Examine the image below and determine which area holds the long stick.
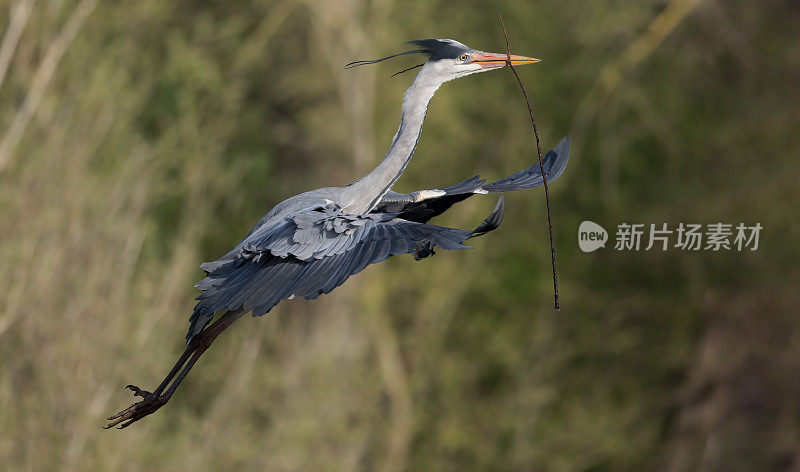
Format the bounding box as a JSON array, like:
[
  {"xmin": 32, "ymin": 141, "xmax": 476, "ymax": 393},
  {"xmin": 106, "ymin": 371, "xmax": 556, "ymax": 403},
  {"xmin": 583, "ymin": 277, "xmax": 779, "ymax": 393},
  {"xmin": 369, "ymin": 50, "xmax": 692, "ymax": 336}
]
[{"xmin": 500, "ymin": 15, "xmax": 560, "ymax": 310}]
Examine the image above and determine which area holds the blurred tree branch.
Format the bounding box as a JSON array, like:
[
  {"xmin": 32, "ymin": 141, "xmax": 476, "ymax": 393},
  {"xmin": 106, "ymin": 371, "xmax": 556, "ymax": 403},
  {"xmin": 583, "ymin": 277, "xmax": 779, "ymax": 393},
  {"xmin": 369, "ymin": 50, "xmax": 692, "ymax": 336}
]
[
  {"xmin": 571, "ymin": 0, "xmax": 705, "ymax": 145},
  {"xmin": 0, "ymin": 0, "xmax": 35, "ymax": 94},
  {"xmin": 0, "ymin": 0, "xmax": 96, "ymax": 175}
]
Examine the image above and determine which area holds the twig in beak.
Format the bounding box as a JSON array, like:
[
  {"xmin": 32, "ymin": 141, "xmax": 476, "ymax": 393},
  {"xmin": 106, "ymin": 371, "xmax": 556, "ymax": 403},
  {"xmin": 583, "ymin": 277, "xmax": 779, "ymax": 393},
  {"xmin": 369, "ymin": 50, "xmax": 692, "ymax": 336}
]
[{"xmin": 499, "ymin": 14, "xmax": 560, "ymax": 310}]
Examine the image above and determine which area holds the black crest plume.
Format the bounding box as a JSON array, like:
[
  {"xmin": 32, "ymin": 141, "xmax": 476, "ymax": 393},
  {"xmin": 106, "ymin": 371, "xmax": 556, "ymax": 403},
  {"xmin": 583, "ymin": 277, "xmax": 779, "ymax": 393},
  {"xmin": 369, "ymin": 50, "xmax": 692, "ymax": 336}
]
[
  {"xmin": 405, "ymin": 39, "xmax": 468, "ymax": 60},
  {"xmin": 343, "ymin": 49, "xmax": 425, "ymax": 70},
  {"xmin": 344, "ymin": 39, "xmax": 469, "ymax": 77}
]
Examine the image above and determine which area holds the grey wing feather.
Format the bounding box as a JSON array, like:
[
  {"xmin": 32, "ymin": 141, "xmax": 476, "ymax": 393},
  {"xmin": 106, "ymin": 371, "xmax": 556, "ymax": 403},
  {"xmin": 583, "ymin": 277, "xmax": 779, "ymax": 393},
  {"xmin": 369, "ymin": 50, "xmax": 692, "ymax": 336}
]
[
  {"xmin": 438, "ymin": 175, "xmax": 487, "ymax": 195},
  {"xmin": 378, "ymin": 136, "xmax": 569, "ymax": 224},
  {"xmin": 187, "ymin": 200, "xmax": 504, "ymax": 341},
  {"xmin": 482, "ymin": 136, "xmax": 570, "ymax": 193}
]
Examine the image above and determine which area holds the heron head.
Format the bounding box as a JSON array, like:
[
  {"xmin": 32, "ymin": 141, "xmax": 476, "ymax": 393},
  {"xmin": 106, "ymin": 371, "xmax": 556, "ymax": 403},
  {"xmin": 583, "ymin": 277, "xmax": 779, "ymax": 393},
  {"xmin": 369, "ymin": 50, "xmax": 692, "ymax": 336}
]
[
  {"xmin": 408, "ymin": 39, "xmax": 540, "ymax": 82},
  {"xmin": 345, "ymin": 38, "xmax": 540, "ymax": 83}
]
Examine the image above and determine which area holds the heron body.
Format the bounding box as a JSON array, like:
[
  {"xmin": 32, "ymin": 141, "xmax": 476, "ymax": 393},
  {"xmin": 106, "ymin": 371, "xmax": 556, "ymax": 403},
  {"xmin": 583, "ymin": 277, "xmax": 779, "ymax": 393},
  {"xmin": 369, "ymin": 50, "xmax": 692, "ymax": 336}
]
[{"xmin": 106, "ymin": 38, "xmax": 570, "ymax": 429}]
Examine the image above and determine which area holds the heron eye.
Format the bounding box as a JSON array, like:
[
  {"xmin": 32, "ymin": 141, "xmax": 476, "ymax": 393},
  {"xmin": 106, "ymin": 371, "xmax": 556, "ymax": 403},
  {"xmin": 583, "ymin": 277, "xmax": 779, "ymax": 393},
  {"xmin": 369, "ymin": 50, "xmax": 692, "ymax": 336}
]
[{"xmin": 459, "ymin": 54, "xmax": 469, "ymax": 62}]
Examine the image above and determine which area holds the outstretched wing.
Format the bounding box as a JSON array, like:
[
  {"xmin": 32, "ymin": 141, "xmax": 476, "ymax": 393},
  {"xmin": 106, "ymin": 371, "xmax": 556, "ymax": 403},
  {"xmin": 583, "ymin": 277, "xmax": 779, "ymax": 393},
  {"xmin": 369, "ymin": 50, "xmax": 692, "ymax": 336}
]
[
  {"xmin": 482, "ymin": 136, "xmax": 571, "ymax": 192},
  {"xmin": 373, "ymin": 176, "xmax": 487, "ymax": 223},
  {"xmin": 188, "ymin": 198, "xmax": 504, "ymax": 340},
  {"xmin": 375, "ymin": 136, "xmax": 570, "ymax": 224}
]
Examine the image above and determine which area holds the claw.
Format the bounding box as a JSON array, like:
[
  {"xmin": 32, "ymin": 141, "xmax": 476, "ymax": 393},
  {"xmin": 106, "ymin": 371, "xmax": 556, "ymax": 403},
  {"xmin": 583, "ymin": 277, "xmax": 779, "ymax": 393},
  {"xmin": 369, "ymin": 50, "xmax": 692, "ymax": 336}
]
[
  {"xmin": 117, "ymin": 418, "xmax": 137, "ymax": 429},
  {"xmin": 125, "ymin": 384, "xmax": 151, "ymax": 398},
  {"xmin": 104, "ymin": 384, "xmax": 168, "ymax": 429}
]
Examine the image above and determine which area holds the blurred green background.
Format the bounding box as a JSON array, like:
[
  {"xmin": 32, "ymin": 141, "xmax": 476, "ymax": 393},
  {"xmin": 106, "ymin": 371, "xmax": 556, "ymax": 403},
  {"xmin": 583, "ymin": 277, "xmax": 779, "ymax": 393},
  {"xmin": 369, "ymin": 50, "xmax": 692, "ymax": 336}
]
[{"xmin": 1, "ymin": 0, "xmax": 798, "ymax": 470}]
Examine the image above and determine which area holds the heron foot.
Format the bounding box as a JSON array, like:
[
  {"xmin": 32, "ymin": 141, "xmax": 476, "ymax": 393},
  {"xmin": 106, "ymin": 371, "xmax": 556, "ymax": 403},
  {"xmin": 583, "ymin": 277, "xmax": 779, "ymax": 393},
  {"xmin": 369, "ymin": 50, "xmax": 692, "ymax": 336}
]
[{"xmin": 104, "ymin": 384, "xmax": 168, "ymax": 429}]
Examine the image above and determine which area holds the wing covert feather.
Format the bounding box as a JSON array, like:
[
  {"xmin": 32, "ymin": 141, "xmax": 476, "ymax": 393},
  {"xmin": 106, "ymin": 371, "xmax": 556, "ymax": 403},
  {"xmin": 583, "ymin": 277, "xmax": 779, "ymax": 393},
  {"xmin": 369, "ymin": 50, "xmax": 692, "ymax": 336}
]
[{"xmin": 186, "ymin": 200, "xmax": 504, "ymax": 341}]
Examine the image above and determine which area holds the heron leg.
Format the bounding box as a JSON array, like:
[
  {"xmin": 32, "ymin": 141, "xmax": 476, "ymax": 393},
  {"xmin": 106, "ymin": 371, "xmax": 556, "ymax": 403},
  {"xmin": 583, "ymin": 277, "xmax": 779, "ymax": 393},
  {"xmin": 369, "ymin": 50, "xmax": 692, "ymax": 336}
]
[
  {"xmin": 104, "ymin": 309, "xmax": 246, "ymax": 429},
  {"xmin": 119, "ymin": 343, "xmax": 194, "ymax": 400}
]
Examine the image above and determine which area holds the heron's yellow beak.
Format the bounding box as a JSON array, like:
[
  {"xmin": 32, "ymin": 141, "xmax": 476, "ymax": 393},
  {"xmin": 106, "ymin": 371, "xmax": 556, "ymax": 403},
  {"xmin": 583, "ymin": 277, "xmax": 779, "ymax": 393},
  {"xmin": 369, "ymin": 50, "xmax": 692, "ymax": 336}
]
[{"xmin": 469, "ymin": 51, "xmax": 540, "ymax": 69}]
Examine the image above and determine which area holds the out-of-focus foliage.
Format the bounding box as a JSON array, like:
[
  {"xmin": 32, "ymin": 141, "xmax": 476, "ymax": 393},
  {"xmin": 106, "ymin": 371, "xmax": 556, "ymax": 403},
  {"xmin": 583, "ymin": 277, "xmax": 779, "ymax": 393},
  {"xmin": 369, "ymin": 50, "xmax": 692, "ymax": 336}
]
[{"xmin": 0, "ymin": 0, "xmax": 798, "ymax": 470}]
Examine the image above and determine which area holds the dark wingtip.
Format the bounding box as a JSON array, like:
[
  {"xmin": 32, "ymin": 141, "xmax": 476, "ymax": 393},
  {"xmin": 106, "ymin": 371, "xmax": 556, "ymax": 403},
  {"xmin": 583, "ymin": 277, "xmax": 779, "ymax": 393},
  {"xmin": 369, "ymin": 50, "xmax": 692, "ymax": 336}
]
[
  {"xmin": 549, "ymin": 135, "xmax": 571, "ymax": 179},
  {"xmin": 470, "ymin": 196, "xmax": 505, "ymax": 238},
  {"xmin": 481, "ymin": 135, "xmax": 572, "ymax": 193},
  {"xmin": 558, "ymin": 135, "xmax": 570, "ymax": 161}
]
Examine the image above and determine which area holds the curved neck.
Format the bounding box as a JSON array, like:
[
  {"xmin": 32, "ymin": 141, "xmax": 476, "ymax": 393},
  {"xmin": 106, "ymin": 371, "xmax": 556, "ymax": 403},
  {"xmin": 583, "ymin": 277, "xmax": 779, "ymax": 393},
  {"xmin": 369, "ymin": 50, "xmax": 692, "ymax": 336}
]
[{"xmin": 342, "ymin": 65, "xmax": 442, "ymax": 213}]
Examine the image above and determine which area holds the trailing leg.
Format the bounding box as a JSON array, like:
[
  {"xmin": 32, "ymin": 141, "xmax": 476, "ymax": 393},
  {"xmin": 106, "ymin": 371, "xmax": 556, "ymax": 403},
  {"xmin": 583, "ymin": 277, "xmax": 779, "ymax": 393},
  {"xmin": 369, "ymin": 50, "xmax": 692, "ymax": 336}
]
[{"xmin": 104, "ymin": 309, "xmax": 245, "ymax": 429}]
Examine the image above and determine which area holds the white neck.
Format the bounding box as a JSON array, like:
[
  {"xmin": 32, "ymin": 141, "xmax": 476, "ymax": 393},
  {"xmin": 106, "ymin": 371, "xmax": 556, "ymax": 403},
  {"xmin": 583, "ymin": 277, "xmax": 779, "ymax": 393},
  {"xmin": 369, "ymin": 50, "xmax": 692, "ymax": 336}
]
[{"xmin": 341, "ymin": 63, "xmax": 443, "ymax": 214}]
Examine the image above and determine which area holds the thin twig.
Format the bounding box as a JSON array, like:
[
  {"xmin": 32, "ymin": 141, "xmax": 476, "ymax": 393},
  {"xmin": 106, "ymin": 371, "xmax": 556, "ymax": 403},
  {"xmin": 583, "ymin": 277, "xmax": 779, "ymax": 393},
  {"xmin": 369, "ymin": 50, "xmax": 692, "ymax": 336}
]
[{"xmin": 499, "ymin": 14, "xmax": 560, "ymax": 309}]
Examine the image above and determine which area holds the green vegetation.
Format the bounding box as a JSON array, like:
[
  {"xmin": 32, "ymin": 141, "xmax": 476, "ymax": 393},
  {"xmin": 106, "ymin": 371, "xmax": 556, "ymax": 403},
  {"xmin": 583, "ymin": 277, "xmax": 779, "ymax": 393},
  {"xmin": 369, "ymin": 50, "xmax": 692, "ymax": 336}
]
[{"xmin": 0, "ymin": 0, "xmax": 797, "ymax": 470}]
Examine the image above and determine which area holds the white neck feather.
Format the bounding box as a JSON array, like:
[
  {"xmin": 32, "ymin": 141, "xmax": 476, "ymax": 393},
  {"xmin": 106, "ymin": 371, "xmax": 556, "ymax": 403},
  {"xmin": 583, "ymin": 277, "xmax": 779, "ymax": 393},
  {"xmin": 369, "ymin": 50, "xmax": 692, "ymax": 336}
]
[{"xmin": 340, "ymin": 63, "xmax": 444, "ymax": 214}]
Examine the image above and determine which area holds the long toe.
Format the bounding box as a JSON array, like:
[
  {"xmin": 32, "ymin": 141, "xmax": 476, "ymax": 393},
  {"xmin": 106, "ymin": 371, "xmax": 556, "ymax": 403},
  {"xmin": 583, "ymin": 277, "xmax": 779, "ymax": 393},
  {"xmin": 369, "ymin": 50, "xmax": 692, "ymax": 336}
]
[
  {"xmin": 104, "ymin": 385, "xmax": 168, "ymax": 429},
  {"xmin": 107, "ymin": 402, "xmax": 139, "ymax": 421},
  {"xmin": 104, "ymin": 396, "xmax": 166, "ymax": 429}
]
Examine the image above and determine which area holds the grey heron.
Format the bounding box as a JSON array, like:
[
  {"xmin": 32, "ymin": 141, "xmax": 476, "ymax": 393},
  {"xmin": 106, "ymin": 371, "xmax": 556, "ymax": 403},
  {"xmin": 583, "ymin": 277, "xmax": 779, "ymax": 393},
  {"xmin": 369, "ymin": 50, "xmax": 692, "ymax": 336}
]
[{"xmin": 106, "ymin": 38, "xmax": 570, "ymax": 429}]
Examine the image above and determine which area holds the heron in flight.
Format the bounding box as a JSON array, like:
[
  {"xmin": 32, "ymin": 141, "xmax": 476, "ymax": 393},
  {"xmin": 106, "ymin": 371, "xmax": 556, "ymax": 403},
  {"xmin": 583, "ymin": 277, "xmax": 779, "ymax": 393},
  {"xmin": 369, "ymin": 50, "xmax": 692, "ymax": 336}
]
[{"xmin": 106, "ymin": 39, "xmax": 570, "ymax": 428}]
